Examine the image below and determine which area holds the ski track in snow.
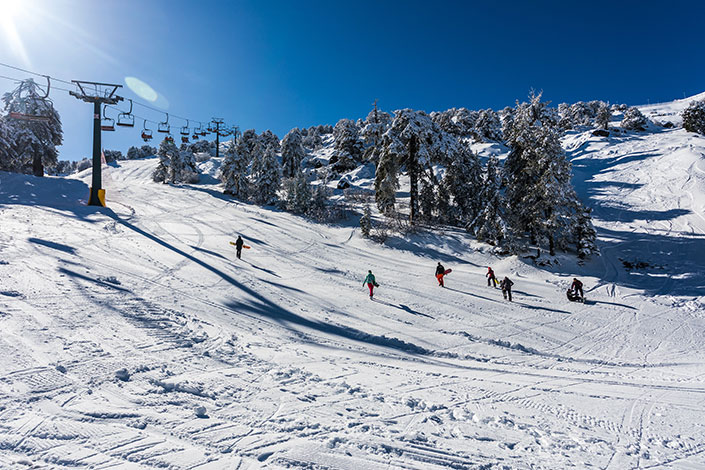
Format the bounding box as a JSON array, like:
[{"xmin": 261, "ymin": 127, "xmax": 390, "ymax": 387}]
[{"xmin": 1, "ymin": 99, "xmax": 705, "ymax": 468}]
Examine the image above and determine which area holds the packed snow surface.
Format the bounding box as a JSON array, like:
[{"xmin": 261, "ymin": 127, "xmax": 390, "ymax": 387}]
[{"xmin": 1, "ymin": 96, "xmax": 705, "ymax": 469}]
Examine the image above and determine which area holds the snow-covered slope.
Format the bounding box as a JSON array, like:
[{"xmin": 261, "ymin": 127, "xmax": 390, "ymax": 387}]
[{"xmin": 1, "ymin": 96, "xmax": 705, "ymax": 469}]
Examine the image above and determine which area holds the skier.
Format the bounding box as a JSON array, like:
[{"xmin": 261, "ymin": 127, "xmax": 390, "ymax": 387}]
[
  {"xmin": 235, "ymin": 235, "xmax": 244, "ymax": 259},
  {"xmin": 486, "ymin": 267, "xmax": 497, "ymax": 288},
  {"xmin": 435, "ymin": 262, "xmax": 446, "ymax": 287},
  {"xmin": 569, "ymin": 278, "xmax": 584, "ymax": 301},
  {"xmin": 363, "ymin": 270, "xmax": 379, "ymax": 299},
  {"xmin": 500, "ymin": 276, "xmax": 514, "ymax": 301}
]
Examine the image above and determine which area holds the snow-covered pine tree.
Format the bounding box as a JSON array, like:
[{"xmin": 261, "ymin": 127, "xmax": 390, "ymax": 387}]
[
  {"xmin": 302, "ymin": 126, "xmax": 322, "ymax": 151},
  {"xmin": 153, "ymin": 137, "xmax": 179, "ymax": 183},
  {"xmin": 500, "ymin": 106, "xmax": 515, "ymax": 141},
  {"xmin": 574, "ymin": 206, "xmax": 598, "ymax": 259},
  {"xmin": 177, "ymin": 148, "xmax": 200, "ymax": 183},
  {"xmin": 621, "ymin": 106, "xmax": 648, "ymax": 131},
  {"xmin": 557, "ymin": 103, "xmax": 573, "ymax": 129},
  {"xmin": 375, "ymin": 109, "xmax": 457, "ymax": 223},
  {"xmin": 126, "ymin": 146, "xmax": 140, "ymax": 160},
  {"xmin": 419, "ymin": 179, "xmax": 437, "ymax": 221},
  {"xmin": 103, "ymin": 149, "xmax": 122, "ymax": 162},
  {"xmin": 259, "ymin": 130, "xmax": 280, "ymax": 153},
  {"xmin": 472, "ymin": 109, "xmax": 502, "ymax": 141},
  {"xmin": 504, "ymin": 91, "xmax": 593, "ymax": 256},
  {"xmin": 1, "ymin": 79, "xmax": 63, "ymax": 176},
  {"xmin": 470, "ymin": 155, "xmax": 512, "ymax": 247},
  {"xmin": 682, "ymin": 100, "xmax": 705, "ymax": 135},
  {"xmin": 281, "ymin": 170, "xmax": 311, "ymax": 214},
  {"xmin": 0, "ymin": 118, "xmax": 13, "ymax": 171},
  {"xmin": 360, "ymin": 203, "xmax": 372, "ymax": 238},
  {"xmin": 238, "ymin": 129, "xmax": 259, "ymax": 159},
  {"xmin": 441, "ymin": 145, "xmax": 483, "ymax": 225},
  {"xmin": 220, "ymin": 138, "xmax": 250, "ymax": 199},
  {"xmin": 595, "ymin": 101, "xmax": 611, "ymax": 130},
  {"xmin": 250, "ymin": 144, "xmax": 281, "ymax": 205},
  {"xmin": 281, "ymin": 128, "xmax": 306, "ymax": 178},
  {"xmin": 361, "ymin": 104, "xmax": 392, "ymax": 163},
  {"xmin": 332, "ymin": 118, "xmax": 363, "ymax": 171}
]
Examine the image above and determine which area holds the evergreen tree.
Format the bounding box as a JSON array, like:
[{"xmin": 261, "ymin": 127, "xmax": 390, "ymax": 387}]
[
  {"xmin": 472, "ymin": 109, "xmax": 502, "ymax": 141},
  {"xmin": 302, "ymin": 126, "xmax": 322, "ymax": 150},
  {"xmin": 1, "ymin": 79, "xmax": 63, "ymax": 176},
  {"xmin": 504, "ymin": 92, "xmax": 593, "ymax": 256},
  {"xmin": 574, "ymin": 206, "xmax": 598, "ymax": 259},
  {"xmin": 259, "ymin": 130, "xmax": 280, "ymax": 153},
  {"xmin": 595, "ymin": 101, "xmax": 612, "ymax": 130},
  {"xmin": 281, "ymin": 170, "xmax": 311, "ymax": 214},
  {"xmin": 361, "ymin": 103, "xmax": 391, "ymax": 162},
  {"xmin": 470, "ymin": 156, "xmax": 512, "ymax": 247},
  {"xmin": 621, "ymin": 106, "xmax": 648, "ymax": 131},
  {"xmin": 441, "ymin": 145, "xmax": 483, "ymax": 225},
  {"xmin": 360, "ymin": 203, "xmax": 372, "ymax": 238},
  {"xmin": 281, "ymin": 128, "xmax": 305, "ymax": 178},
  {"xmin": 0, "ymin": 118, "xmax": 13, "ymax": 171},
  {"xmin": 682, "ymin": 100, "xmax": 705, "ymax": 135},
  {"xmin": 332, "ymin": 118, "xmax": 363, "ymax": 171},
  {"xmin": 374, "ymin": 109, "xmax": 457, "ymax": 223},
  {"xmin": 250, "ymin": 144, "xmax": 281, "ymax": 205},
  {"xmin": 220, "ymin": 138, "xmax": 250, "ymax": 198},
  {"xmin": 500, "ymin": 106, "xmax": 515, "ymax": 141},
  {"xmin": 153, "ymin": 138, "xmax": 178, "ymax": 183}
]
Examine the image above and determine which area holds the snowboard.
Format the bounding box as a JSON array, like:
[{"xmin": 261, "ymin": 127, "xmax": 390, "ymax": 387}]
[
  {"xmin": 229, "ymin": 242, "xmax": 251, "ymax": 249},
  {"xmin": 444, "ymin": 269, "xmax": 452, "ymax": 275}
]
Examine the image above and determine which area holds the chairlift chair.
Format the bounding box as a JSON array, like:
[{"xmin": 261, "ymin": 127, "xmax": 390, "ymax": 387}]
[
  {"xmin": 141, "ymin": 120, "xmax": 153, "ymax": 142},
  {"xmin": 116, "ymin": 99, "xmax": 135, "ymax": 128},
  {"xmin": 180, "ymin": 120, "xmax": 190, "ymax": 136},
  {"xmin": 101, "ymin": 106, "xmax": 115, "ymax": 132},
  {"xmin": 192, "ymin": 132, "xmax": 199, "ymax": 140},
  {"xmin": 158, "ymin": 113, "xmax": 170, "ymax": 133},
  {"xmin": 181, "ymin": 135, "xmax": 189, "ymax": 144}
]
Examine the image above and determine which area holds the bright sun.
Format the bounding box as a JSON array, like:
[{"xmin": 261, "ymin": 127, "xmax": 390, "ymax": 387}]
[{"xmin": 0, "ymin": 0, "xmax": 22, "ymax": 18}]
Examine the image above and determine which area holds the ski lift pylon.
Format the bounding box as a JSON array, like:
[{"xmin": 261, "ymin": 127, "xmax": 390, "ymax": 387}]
[{"xmin": 116, "ymin": 99, "xmax": 135, "ymax": 127}]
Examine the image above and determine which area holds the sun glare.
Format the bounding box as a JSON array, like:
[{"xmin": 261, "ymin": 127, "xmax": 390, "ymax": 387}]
[
  {"xmin": 0, "ymin": 0, "xmax": 22, "ymax": 18},
  {"xmin": 0, "ymin": 0, "xmax": 30, "ymax": 64}
]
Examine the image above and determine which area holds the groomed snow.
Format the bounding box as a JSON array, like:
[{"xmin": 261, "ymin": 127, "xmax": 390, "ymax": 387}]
[{"xmin": 0, "ymin": 96, "xmax": 704, "ymax": 469}]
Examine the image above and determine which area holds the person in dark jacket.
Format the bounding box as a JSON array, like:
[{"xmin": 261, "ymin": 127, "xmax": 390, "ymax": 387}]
[
  {"xmin": 235, "ymin": 235, "xmax": 244, "ymax": 259},
  {"xmin": 570, "ymin": 278, "xmax": 584, "ymax": 300},
  {"xmin": 487, "ymin": 267, "xmax": 497, "ymax": 287},
  {"xmin": 435, "ymin": 262, "xmax": 446, "ymax": 287},
  {"xmin": 500, "ymin": 276, "xmax": 514, "ymax": 301}
]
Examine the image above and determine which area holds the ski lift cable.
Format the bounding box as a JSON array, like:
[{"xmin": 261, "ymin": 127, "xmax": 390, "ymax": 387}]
[
  {"xmin": 0, "ymin": 62, "xmax": 224, "ymax": 131},
  {"xmin": 0, "ymin": 61, "xmax": 74, "ymax": 86}
]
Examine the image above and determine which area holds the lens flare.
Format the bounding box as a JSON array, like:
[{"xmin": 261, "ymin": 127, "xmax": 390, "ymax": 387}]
[{"xmin": 125, "ymin": 77, "xmax": 158, "ymax": 102}]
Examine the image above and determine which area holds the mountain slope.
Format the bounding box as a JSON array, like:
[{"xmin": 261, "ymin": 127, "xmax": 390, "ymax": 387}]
[{"xmin": 0, "ymin": 95, "xmax": 704, "ymax": 469}]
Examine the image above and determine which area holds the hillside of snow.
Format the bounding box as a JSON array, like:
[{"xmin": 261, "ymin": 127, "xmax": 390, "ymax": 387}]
[{"xmin": 1, "ymin": 96, "xmax": 705, "ymax": 469}]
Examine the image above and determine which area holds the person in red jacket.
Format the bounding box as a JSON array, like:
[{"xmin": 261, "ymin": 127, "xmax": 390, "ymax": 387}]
[{"xmin": 486, "ymin": 267, "xmax": 497, "ymax": 287}]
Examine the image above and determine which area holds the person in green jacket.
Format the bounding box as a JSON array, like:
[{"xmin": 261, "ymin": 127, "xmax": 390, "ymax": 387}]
[{"xmin": 363, "ymin": 270, "xmax": 379, "ymax": 299}]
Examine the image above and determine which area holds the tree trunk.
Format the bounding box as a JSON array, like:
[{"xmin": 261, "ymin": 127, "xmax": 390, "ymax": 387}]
[
  {"xmin": 549, "ymin": 234, "xmax": 555, "ymax": 256},
  {"xmin": 32, "ymin": 153, "xmax": 44, "ymax": 177},
  {"xmin": 408, "ymin": 135, "xmax": 418, "ymax": 224}
]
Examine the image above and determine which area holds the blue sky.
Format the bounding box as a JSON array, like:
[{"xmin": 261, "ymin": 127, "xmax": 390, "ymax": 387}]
[{"xmin": 0, "ymin": 0, "xmax": 703, "ymax": 161}]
